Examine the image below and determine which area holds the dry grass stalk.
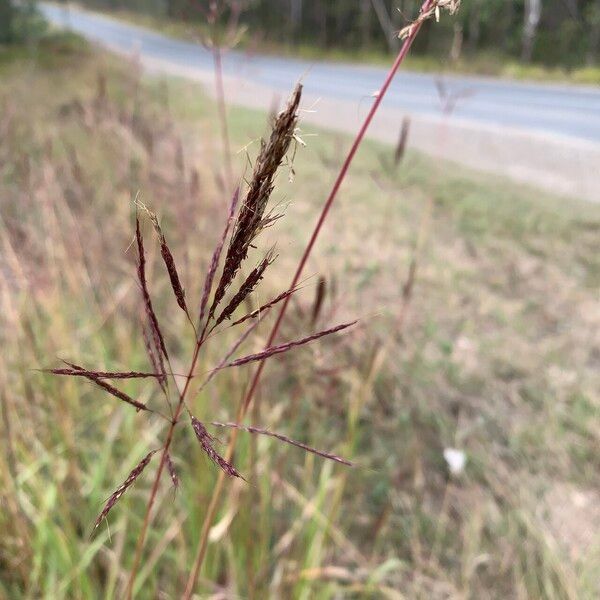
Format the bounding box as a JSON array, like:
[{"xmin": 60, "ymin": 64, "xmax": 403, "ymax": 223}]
[
  {"xmin": 223, "ymin": 321, "xmax": 357, "ymax": 370},
  {"xmin": 93, "ymin": 450, "xmax": 157, "ymax": 532},
  {"xmin": 399, "ymin": 0, "xmax": 461, "ymax": 40},
  {"xmin": 208, "ymin": 84, "xmax": 302, "ymax": 319},
  {"xmin": 211, "ymin": 422, "xmax": 353, "ymax": 466},
  {"xmin": 198, "ymin": 0, "xmax": 247, "ymax": 185},
  {"xmin": 191, "ymin": 416, "xmax": 243, "ymax": 479},
  {"xmin": 394, "ymin": 117, "xmax": 411, "ymax": 166}
]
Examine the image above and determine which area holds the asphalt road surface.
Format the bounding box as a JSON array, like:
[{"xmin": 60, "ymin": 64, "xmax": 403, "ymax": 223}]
[{"xmin": 41, "ymin": 3, "xmax": 600, "ymax": 201}]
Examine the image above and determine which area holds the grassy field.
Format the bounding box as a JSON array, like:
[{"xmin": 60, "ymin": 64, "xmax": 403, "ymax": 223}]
[{"xmin": 1, "ymin": 34, "xmax": 599, "ymax": 598}]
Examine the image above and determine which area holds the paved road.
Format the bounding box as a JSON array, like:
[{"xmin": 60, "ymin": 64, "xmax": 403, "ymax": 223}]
[{"xmin": 41, "ymin": 3, "xmax": 600, "ymax": 201}]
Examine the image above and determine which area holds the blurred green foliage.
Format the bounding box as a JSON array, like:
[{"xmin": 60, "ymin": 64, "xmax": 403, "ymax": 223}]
[
  {"xmin": 0, "ymin": 0, "xmax": 47, "ymax": 44},
  {"xmin": 73, "ymin": 0, "xmax": 600, "ymax": 69}
]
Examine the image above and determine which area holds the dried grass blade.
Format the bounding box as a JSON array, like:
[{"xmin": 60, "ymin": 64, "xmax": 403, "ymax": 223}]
[
  {"xmin": 190, "ymin": 416, "xmax": 243, "ymax": 479},
  {"xmin": 222, "ymin": 321, "xmax": 357, "ymax": 370},
  {"xmin": 211, "ymin": 422, "xmax": 353, "ymax": 467},
  {"xmin": 198, "ymin": 187, "xmax": 240, "ymax": 330},
  {"xmin": 136, "ymin": 214, "xmax": 169, "ymax": 360},
  {"xmin": 92, "ymin": 450, "xmax": 156, "ymax": 532},
  {"xmin": 214, "ymin": 250, "xmax": 275, "ymax": 326},
  {"xmin": 394, "ymin": 117, "xmax": 410, "ymax": 166}
]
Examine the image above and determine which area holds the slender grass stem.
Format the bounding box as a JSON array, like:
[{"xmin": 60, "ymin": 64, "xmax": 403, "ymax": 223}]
[
  {"xmin": 182, "ymin": 2, "xmax": 436, "ymax": 595},
  {"xmin": 124, "ymin": 337, "xmax": 204, "ymax": 599},
  {"xmin": 213, "ymin": 46, "xmax": 234, "ymax": 187}
]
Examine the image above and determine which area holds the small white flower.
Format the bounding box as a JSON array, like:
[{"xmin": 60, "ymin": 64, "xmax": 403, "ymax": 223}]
[{"xmin": 443, "ymin": 448, "xmax": 466, "ymax": 475}]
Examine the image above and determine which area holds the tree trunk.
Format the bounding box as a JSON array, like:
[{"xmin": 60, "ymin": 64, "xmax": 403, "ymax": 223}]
[
  {"xmin": 314, "ymin": 0, "xmax": 327, "ymax": 48},
  {"xmin": 586, "ymin": 1, "xmax": 600, "ymax": 65},
  {"xmin": 502, "ymin": 0, "xmax": 515, "ymax": 52},
  {"xmin": 370, "ymin": 0, "xmax": 399, "ymax": 53},
  {"xmin": 450, "ymin": 23, "xmax": 463, "ymax": 62},
  {"xmin": 290, "ymin": 0, "xmax": 302, "ymax": 42},
  {"xmin": 360, "ymin": 0, "xmax": 371, "ymax": 48},
  {"xmin": 522, "ymin": 0, "xmax": 542, "ymax": 62},
  {"xmin": 468, "ymin": 0, "xmax": 481, "ymax": 52}
]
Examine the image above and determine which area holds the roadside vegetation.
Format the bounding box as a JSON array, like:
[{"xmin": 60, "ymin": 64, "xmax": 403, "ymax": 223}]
[
  {"xmin": 1, "ymin": 30, "xmax": 599, "ymax": 598},
  {"xmin": 64, "ymin": 0, "xmax": 600, "ymax": 85}
]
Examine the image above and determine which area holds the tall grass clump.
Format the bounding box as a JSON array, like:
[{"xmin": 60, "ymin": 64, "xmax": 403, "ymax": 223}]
[
  {"xmin": 5, "ymin": 4, "xmax": 600, "ymax": 598},
  {"xmin": 35, "ymin": 1, "xmax": 463, "ymax": 596}
]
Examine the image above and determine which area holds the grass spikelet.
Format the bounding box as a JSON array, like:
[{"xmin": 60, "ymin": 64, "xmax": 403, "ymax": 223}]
[
  {"xmin": 231, "ymin": 285, "xmax": 300, "ymax": 327},
  {"xmin": 190, "ymin": 416, "xmax": 243, "ymax": 479},
  {"xmin": 64, "ymin": 361, "xmax": 148, "ymax": 412},
  {"xmin": 222, "ymin": 320, "xmax": 357, "ymax": 370},
  {"xmin": 159, "ymin": 234, "xmax": 188, "ymax": 315},
  {"xmin": 209, "ymin": 84, "xmax": 302, "ymax": 317},
  {"xmin": 198, "ymin": 187, "xmax": 240, "ymax": 330},
  {"xmin": 210, "ymin": 422, "xmax": 353, "ymax": 466},
  {"xmin": 214, "ymin": 250, "xmax": 276, "ymax": 326},
  {"xmin": 142, "ymin": 322, "xmax": 167, "ymax": 391},
  {"xmin": 144, "ymin": 207, "xmax": 189, "ymax": 316},
  {"xmin": 136, "ymin": 214, "xmax": 169, "ymax": 361},
  {"xmin": 165, "ymin": 452, "xmax": 179, "ymax": 490},
  {"xmin": 92, "ymin": 450, "xmax": 157, "ymax": 532}
]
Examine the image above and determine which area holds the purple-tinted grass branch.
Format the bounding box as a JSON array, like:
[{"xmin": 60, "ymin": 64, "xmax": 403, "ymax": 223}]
[
  {"xmin": 211, "ymin": 422, "xmax": 353, "ymax": 467},
  {"xmin": 190, "ymin": 416, "xmax": 244, "ymax": 480},
  {"xmin": 198, "ymin": 187, "xmax": 240, "ymax": 333},
  {"xmin": 61, "ymin": 361, "xmax": 149, "ymax": 413},
  {"xmin": 45, "ymin": 368, "xmax": 163, "ymax": 380},
  {"xmin": 218, "ymin": 321, "xmax": 357, "ymax": 370},
  {"xmin": 136, "ymin": 214, "xmax": 169, "ymax": 361},
  {"xmin": 92, "ymin": 450, "xmax": 157, "ymax": 533}
]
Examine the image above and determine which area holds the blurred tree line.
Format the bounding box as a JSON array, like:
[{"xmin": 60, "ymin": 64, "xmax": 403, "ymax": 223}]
[
  {"xmin": 236, "ymin": 0, "xmax": 600, "ymax": 66},
  {"xmin": 0, "ymin": 0, "xmax": 46, "ymax": 43},
  {"xmin": 3, "ymin": 0, "xmax": 599, "ymax": 67},
  {"xmin": 75, "ymin": 0, "xmax": 600, "ymax": 66}
]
